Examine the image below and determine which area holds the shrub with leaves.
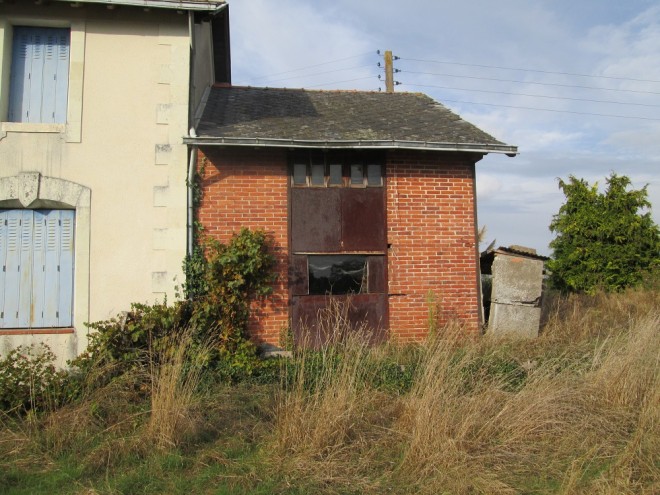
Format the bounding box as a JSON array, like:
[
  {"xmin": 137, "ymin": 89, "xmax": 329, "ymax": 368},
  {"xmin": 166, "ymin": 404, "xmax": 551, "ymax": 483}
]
[
  {"xmin": 0, "ymin": 345, "xmax": 70, "ymax": 413},
  {"xmin": 73, "ymin": 228, "xmax": 278, "ymax": 384},
  {"xmin": 548, "ymin": 173, "xmax": 660, "ymax": 293},
  {"xmin": 189, "ymin": 228, "xmax": 277, "ymax": 352},
  {"xmin": 82, "ymin": 300, "xmax": 189, "ymax": 368}
]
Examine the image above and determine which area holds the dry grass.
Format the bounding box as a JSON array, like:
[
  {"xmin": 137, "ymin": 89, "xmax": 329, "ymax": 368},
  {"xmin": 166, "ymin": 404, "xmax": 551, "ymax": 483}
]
[
  {"xmin": 273, "ymin": 299, "xmax": 393, "ymax": 491},
  {"xmin": 270, "ymin": 289, "xmax": 660, "ymax": 494},
  {"xmin": 0, "ymin": 288, "xmax": 657, "ymax": 494},
  {"xmin": 146, "ymin": 327, "xmax": 211, "ymax": 450},
  {"xmin": 0, "ymin": 327, "xmax": 213, "ymax": 478}
]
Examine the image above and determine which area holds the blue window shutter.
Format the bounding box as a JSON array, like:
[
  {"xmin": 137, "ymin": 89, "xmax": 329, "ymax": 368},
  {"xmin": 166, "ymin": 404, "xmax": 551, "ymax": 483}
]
[
  {"xmin": 1, "ymin": 211, "xmax": 23, "ymax": 327},
  {"xmin": 58, "ymin": 211, "xmax": 75, "ymax": 326},
  {"xmin": 17, "ymin": 210, "xmax": 34, "ymax": 327},
  {"xmin": 30, "ymin": 211, "xmax": 47, "ymax": 327},
  {"xmin": 8, "ymin": 27, "xmax": 70, "ymax": 124},
  {"xmin": 26, "ymin": 29, "xmax": 46, "ymax": 123},
  {"xmin": 0, "ymin": 211, "xmax": 9, "ymax": 327},
  {"xmin": 2, "ymin": 211, "xmax": 31, "ymax": 327},
  {"xmin": 54, "ymin": 31, "xmax": 70, "ymax": 124},
  {"xmin": 43, "ymin": 211, "xmax": 60, "ymax": 326},
  {"xmin": 41, "ymin": 29, "xmax": 70, "ymax": 124},
  {"xmin": 0, "ymin": 210, "xmax": 74, "ymax": 328},
  {"xmin": 43, "ymin": 210, "xmax": 74, "ymax": 327},
  {"xmin": 8, "ymin": 28, "xmax": 32, "ymax": 122}
]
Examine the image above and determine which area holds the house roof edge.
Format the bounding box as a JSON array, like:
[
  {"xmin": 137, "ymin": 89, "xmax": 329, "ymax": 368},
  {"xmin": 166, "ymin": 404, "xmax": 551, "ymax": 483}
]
[
  {"xmin": 183, "ymin": 136, "xmax": 519, "ymax": 155},
  {"xmin": 55, "ymin": 0, "xmax": 226, "ymax": 11}
]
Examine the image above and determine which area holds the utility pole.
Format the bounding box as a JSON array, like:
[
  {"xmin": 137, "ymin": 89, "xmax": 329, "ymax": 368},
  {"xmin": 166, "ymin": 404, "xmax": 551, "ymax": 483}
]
[{"xmin": 384, "ymin": 50, "xmax": 394, "ymax": 93}]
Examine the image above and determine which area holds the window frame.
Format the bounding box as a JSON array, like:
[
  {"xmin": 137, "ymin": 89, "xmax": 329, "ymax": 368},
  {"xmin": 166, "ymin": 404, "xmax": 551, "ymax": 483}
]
[
  {"xmin": 0, "ymin": 208, "xmax": 75, "ymax": 329},
  {"xmin": 8, "ymin": 25, "xmax": 71, "ymax": 125},
  {"xmin": 290, "ymin": 151, "xmax": 385, "ymax": 188},
  {"xmin": 0, "ymin": 18, "xmax": 85, "ymax": 142},
  {"xmin": 307, "ymin": 254, "xmax": 369, "ymax": 296}
]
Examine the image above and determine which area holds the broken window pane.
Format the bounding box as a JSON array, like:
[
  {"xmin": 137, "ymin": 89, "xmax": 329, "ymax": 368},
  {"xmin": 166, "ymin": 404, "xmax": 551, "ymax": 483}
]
[
  {"xmin": 367, "ymin": 164, "xmax": 382, "ymax": 186},
  {"xmin": 308, "ymin": 255, "xmax": 368, "ymax": 295},
  {"xmin": 293, "ymin": 163, "xmax": 307, "ymax": 185},
  {"xmin": 329, "ymin": 163, "xmax": 343, "ymax": 185}
]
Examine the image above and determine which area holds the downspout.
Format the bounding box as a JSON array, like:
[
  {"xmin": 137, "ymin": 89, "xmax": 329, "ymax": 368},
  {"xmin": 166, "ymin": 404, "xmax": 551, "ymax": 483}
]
[
  {"xmin": 187, "ymin": 11, "xmax": 196, "ymax": 258},
  {"xmin": 472, "ymin": 158, "xmax": 485, "ymax": 330},
  {"xmin": 187, "ymin": 143, "xmax": 197, "ymax": 257}
]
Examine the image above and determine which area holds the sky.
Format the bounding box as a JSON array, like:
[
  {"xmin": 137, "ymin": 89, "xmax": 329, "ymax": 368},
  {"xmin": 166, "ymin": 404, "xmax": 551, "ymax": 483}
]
[{"xmin": 227, "ymin": 0, "xmax": 660, "ymax": 256}]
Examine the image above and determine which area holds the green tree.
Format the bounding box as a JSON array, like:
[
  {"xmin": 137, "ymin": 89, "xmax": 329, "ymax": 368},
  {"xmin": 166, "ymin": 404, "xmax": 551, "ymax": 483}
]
[{"xmin": 548, "ymin": 173, "xmax": 660, "ymax": 293}]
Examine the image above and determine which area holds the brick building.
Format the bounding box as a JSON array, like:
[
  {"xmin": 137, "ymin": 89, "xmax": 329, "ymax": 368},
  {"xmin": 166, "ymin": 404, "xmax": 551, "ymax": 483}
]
[{"xmin": 186, "ymin": 86, "xmax": 517, "ymax": 346}]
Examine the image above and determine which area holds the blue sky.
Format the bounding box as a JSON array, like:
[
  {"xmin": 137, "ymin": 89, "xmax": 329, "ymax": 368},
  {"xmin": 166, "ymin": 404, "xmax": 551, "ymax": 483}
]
[{"xmin": 228, "ymin": 0, "xmax": 660, "ymax": 255}]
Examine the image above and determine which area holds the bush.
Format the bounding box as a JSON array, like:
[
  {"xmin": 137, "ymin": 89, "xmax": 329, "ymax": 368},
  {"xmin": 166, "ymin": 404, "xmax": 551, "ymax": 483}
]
[
  {"xmin": 548, "ymin": 173, "xmax": 660, "ymax": 293},
  {"xmin": 0, "ymin": 345, "xmax": 70, "ymax": 413},
  {"xmin": 72, "ymin": 228, "xmax": 278, "ymax": 385}
]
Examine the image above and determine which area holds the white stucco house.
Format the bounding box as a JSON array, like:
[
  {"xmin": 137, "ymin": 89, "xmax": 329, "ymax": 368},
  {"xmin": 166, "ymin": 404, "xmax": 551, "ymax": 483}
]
[{"xmin": 0, "ymin": 0, "xmax": 229, "ymax": 365}]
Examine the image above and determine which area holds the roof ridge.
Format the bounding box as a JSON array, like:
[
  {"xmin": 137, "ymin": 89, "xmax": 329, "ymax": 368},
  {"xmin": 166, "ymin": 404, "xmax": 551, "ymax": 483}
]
[{"xmin": 212, "ymin": 84, "xmax": 428, "ymax": 96}]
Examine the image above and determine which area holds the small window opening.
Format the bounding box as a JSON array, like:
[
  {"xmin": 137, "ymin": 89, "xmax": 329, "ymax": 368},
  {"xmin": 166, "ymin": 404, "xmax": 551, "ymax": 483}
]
[
  {"xmin": 328, "ymin": 163, "xmax": 343, "ymax": 185},
  {"xmin": 311, "ymin": 163, "xmax": 325, "ymax": 186},
  {"xmin": 291, "ymin": 155, "xmax": 383, "ymax": 188},
  {"xmin": 350, "ymin": 164, "xmax": 364, "ymax": 186},
  {"xmin": 367, "ymin": 164, "xmax": 383, "ymax": 186},
  {"xmin": 293, "ymin": 163, "xmax": 307, "ymax": 185}
]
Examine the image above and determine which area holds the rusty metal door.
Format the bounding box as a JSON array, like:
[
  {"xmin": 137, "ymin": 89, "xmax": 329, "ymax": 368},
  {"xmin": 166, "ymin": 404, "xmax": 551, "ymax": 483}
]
[{"xmin": 290, "ymin": 182, "xmax": 388, "ymax": 346}]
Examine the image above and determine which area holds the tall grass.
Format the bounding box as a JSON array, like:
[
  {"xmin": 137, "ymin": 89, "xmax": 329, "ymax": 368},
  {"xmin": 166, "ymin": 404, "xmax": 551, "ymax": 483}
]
[
  {"xmin": 270, "ymin": 289, "xmax": 660, "ymax": 494},
  {"xmin": 273, "ymin": 299, "xmax": 392, "ymax": 489},
  {"xmin": 146, "ymin": 327, "xmax": 212, "ymax": 450},
  {"xmin": 0, "ymin": 327, "xmax": 213, "ymax": 476},
  {"xmin": 0, "ymin": 289, "xmax": 657, "ymax": 494}
]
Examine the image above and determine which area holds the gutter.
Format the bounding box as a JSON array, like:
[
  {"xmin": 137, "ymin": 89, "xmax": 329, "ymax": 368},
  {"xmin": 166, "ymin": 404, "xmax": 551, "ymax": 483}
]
[
  {"xmin": 182, "ymin": 136, "xmax": 519, "ymax": 156},
  {"xmin": 57, "ymin": 0, "xmax": 226, "ymax": 11}
]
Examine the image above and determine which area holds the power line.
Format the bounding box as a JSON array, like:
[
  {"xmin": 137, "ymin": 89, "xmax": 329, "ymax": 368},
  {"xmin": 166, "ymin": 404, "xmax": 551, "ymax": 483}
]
[
  {"xmin": 401, "ymin": 57, "xmax": 660, "ymax": 84},
  {"xmin": 235, "ymin": 52, "xmax": 374, "ymax": 85},
  {"xmin": 243, "ymin": 64, "xmax": 374, "ymax": 86},
  {"xmin": 305, "ymin": 75, "xmax": 377, "ymax": 89},
  {"xmin": 403, "ymin": 83, "xmax": 660, "ymax": 108},
  {"xmin": 402, "ymin": 70, "xmax": 660, "ymax": 96},
  {"xmin": 434, "ymin": 98, "xmax": 660, "ymax": 121}
]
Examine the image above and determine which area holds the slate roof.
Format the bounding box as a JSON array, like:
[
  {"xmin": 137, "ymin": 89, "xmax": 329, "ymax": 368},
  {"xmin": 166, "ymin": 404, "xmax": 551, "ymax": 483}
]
[
  {"xmin": 186, "ymin": 86, "xmax": 518, "ymax": 154},
  {"xmin": 55, "ymin": 0, "xmax": 225, "ymax": 10}
]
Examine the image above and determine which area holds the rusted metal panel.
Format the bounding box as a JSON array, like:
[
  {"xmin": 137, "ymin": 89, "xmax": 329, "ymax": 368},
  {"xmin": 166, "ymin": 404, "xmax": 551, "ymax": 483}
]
[
  {"xmin": 291, "ymin": 188, "xmax": 341, "ymax": 252},
  {"xmin": 291, "ymin": 293, "xmax": 388, "ymax": 348},
  {"xmin": 340, "ymin": 188, "xmax": 386, "ymax": 251},
  {"xmin": 368, "ymin": 255, "xmax": 387, "ymax": 293},
  {"xmin": 290, "ymin": 254, "xmax": 308, "ymax": 296}
]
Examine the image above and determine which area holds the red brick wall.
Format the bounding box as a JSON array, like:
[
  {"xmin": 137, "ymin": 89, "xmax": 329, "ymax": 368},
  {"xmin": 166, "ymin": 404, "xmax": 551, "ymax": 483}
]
[
  {"xmin": 197, "ymin": 147, "xmax": 482, "ymax": 346},
  {"xmin": 197, "ymin": 148, "xmax": 289, "ymax": 345},
  {"xmin": 386, "ymin": 151, "xmax": 481, "ymax": 340}
]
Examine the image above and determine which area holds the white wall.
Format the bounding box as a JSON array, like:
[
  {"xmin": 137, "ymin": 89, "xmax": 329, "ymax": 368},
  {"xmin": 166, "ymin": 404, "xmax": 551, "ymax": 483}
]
[{"xmin": 0, "ymin": 3, "xmax": 195, "ymax": 365}]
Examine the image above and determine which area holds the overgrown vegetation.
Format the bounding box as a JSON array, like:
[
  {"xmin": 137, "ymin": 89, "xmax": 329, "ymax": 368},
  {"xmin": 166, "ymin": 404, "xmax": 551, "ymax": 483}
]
[
  {"xmin": 548, "ymin": 173, "xmax": 660, "ymax": 293},
  {"xmin": 0, "ymin": 345, "xmax": 70, "ymax": 413},
  {"xmin": 74, "ymin": 228, "xmax": 279, "ymax": 387},
  {"xmin": 1, "ymin": 286, "xmax": 658, "ymax": 494}
]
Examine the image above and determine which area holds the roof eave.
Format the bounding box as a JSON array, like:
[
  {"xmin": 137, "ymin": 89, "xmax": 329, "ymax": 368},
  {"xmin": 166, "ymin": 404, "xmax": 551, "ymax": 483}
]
[
  {"xmin": 55, "ymin": 0, "xmax": 226, "ymax": 11},
  {"xmin": 183, "ymin": 136, "xmax": 519, "ymax": 155}
]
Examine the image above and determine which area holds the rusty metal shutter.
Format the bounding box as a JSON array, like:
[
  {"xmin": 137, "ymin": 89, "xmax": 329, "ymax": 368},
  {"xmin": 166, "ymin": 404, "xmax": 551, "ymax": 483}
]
[{"xmin": 291, "ymin": 188, "xmax": 342, "ymax": 252}]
